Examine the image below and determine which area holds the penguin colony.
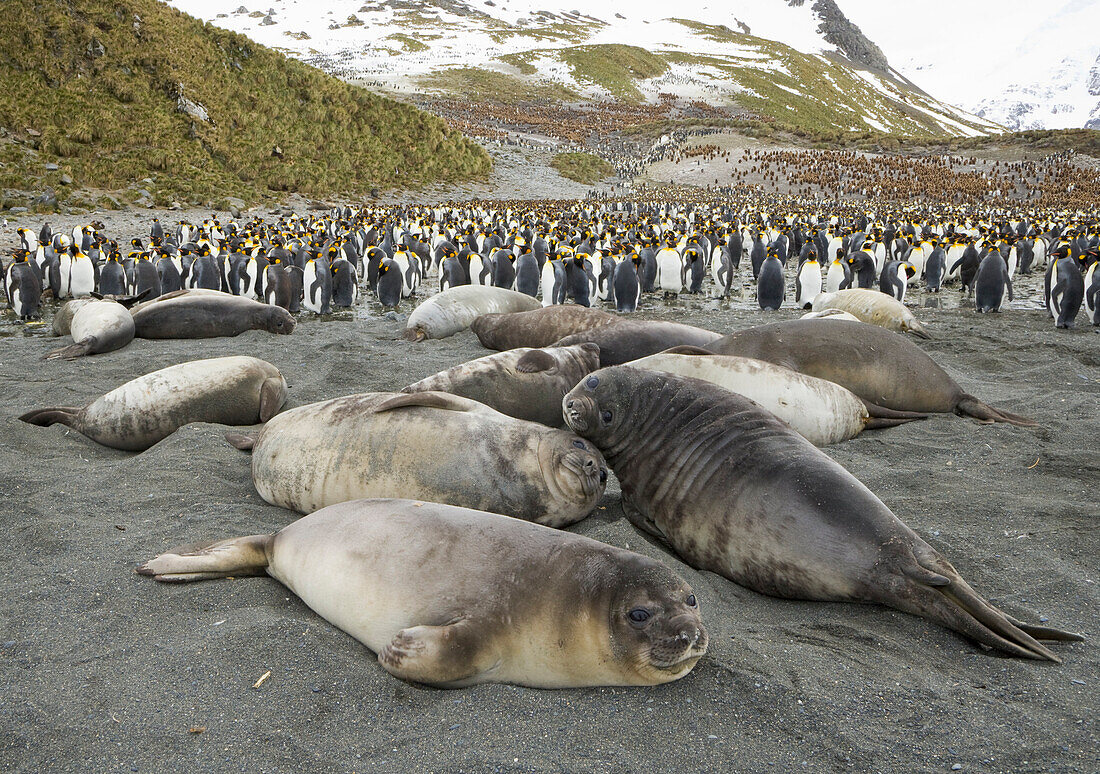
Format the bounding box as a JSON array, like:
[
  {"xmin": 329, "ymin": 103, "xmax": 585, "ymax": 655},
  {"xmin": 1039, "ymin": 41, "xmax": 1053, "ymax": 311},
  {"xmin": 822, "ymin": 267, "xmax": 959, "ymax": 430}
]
[{"xmin": 6, "ymin": 199, "xmax": 1099, "ymax": 329}]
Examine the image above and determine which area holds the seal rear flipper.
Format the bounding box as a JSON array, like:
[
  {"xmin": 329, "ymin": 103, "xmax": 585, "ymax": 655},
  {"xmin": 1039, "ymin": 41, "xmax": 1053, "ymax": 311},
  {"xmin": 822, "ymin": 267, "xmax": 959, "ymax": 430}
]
[
  {"xmin": 1001, "ymin": 614, "xmax": 1085, "ymax": 642},
  {"xmin": 225, "ymin": 432, "xmax": 256, "ymax": 451},
  {"xmin": 19, "ymin": 407, "xmax": 80, "ymax": 427},
  {"xmin": 378, "ymin": 622, "xmax": 493, "ymax": 687},
  {"xmin": 43, "ymin": 338, "xmax": 95, "ymax": 360},
  {"xmin": 955, "ymin": 395, "xmax": 1038, "ymax": 427},
  {"xmin": 861, "ymin": 399, "xmax": 928, "ymax": 429},
  {"xmin": 373, "ymin": 391, "xmax": 483, "ymax": 414},
  {"xmin": 137, "ymin": 534, "xmax": 272, "ymax": 582}
]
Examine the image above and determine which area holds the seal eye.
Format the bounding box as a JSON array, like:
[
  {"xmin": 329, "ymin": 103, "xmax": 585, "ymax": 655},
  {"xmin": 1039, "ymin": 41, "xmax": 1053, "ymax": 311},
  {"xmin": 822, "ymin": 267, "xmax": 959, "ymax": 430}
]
[
  {"xmin": 600, "ymin": 410, "xmax": 612, "ymax": 424},
  {"xmin": 572, "ymin": 440, "xmax": 585, "ymax": 449},
  {"xmin": 585, "ymin": 376, "xmax": 599, "ymax": 389},
  {"xmin": 686, "ymin": 594, "xmax": 697, "ymax": 608},
  {"xmin": 628, "ymin": 608, "xmax": 650, "ymax": 624},
  {"xmin": 599, "ymin": 469, "xmax": 607, "ymax": 483}
]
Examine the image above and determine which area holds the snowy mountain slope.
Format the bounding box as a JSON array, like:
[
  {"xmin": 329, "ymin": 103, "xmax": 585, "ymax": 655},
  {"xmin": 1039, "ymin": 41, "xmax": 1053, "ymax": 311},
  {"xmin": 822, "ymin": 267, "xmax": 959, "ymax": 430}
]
[
  {"xmin": 840, "ymin": 0, "xmax": 1100, "ymax": 131},
  {"xmin": 170, "ymin": 0, "xmax": 1002, "ymax": 137}
]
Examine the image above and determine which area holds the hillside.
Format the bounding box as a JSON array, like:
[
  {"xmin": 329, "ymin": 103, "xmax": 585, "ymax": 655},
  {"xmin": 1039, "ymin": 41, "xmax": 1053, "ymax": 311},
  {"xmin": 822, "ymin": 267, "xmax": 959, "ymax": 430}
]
[
  {"xmin": 0, "ymin": 0, "xmax": 489, "ymax": 211},
  {"xmin": 170, "ymin": 0, "xmax": 1002, "ymax": 139}
]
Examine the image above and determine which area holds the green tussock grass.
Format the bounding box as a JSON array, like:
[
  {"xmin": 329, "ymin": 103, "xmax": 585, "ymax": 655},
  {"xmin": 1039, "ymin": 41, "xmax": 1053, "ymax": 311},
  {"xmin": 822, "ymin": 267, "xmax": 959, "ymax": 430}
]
[
  {"xmin": 0, "ymin": 0, "xmax": 489, "ymax": 208},
  {"xmin": 387, "ymin": 33, "xmax": 429, "ymax": 53},
  {"xmin": 551, "ymin": 152, "xmax": 613, "ymax": 184},
  {"xmin": 420, "ymin": 67, "xmax": 578, "ymax": 103},
  {"xmin": 558, "ymin": 45, "xmax": 668, "ymax": 102}
]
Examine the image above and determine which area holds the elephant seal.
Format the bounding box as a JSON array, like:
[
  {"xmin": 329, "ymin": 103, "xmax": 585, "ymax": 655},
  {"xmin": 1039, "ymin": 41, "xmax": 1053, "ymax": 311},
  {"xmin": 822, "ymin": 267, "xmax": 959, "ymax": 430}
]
[
  {"xmin": 52, "ymin": 292, "xmax": 150, "ymax": 337},
  {"xmin": 554, "ymin": 320, "xmax": 722, "ymax": 367},
  {"xmin": 405, "ymin": 286, "xmax": 541, "ymax": 341},
  {"xmin": 402, "ymin": 343, "xmax": 601, "ymax": 428},
  {"xmin": 632, "ymin": 348, "xmax": 925, "ymax": 446},
  {"xmin": 811, "ymin": 289, "xmax": 931, "ymax": 338},
  {"xmin": 130, "ymin": 290, "xmax": 294, "ymax": 338},
  {"xmin": 20, "ymin": 356, "xmax": 288, "ymax": 451},
  {"xmin": 45, "ymin": 299, "xmax": 134, "ymax": 360},
  {"xmin": 800, "ymin": 308, "xmax": 860, "ymax": 322},
  {"xmin": 138, "ymin": 498, "xmax": 708, "ymax": 688},
  {"xmin": 470, "ymin": 306, "xmax": 620, "ymax": 350},
  {"xmin": 563, "ymin": 367, "xmax": 1082, "ymax": 661},
  {"xmin": 228, "ymin": 391, "xmax": 606, "ymax": 528},
  {"xmin": 706, "ymin": 319, "xmax": 1036, "ymax": 426}
]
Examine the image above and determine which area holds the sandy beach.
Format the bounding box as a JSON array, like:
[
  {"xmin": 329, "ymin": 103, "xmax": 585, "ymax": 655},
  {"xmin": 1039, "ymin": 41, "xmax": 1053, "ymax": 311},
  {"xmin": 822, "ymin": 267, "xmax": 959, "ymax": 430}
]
[{"xmin": 1, "ymin": 215, "xmax": 1097, "ymax": 773}]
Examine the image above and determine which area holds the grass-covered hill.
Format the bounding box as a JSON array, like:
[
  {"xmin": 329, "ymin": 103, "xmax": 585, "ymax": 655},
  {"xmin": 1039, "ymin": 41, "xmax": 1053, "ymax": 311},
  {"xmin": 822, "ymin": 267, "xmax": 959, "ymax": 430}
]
[{"xmin": 0, "ymin": 0, "xmax": 490, "ymax": 210}]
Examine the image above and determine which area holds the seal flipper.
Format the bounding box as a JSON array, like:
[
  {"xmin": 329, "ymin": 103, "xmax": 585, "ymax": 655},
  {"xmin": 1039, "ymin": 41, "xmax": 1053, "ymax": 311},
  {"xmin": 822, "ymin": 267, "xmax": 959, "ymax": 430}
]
[
  {"xmin": 955, "ymin": 395, "xmax": 1038, "ymax": 427},
  {"xmin": 19, "ymin": 407, "xmax": 80, "ymax": 427},
  {"xmin": 137, "ymin": 534, "xmax": 272, "ymax": 582},
  {"xmin": 656, "ymin": 345, "xmax": 716, "ymax": 356},
  {"xmin": 904, "ymin": 319, "xmax": 932, "ymax": 339},
  {"xmin": 861, "ymin": 399, "xmax": 928, "ymax": 430},
  {"xmin": 378, "ymin": 621, "xmax": 496, "ymax": 687},
  {"xmin": 225, "ymin": 432, "xmax": 256, "ymax": 451},
  {"xmin": 43, "ymin": 338, "xmax": 96, "ymax": 360},
  {"xmin": 514, "ymin": 349, "xmax": 557, "ymax": 373},
  {"xmin": 259, "ymin": 378, "xmax": 287, "ymax": 422},
  {"xmin": 373, "ymin": 391, "xmax": 484, "ymax": 414}
]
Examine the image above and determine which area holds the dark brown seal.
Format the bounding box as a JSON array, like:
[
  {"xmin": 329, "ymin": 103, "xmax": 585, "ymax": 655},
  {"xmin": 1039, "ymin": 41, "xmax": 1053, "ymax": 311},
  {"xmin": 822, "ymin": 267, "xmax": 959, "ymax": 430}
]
[
  {"xmin": 138, "ymin": 498, "xmax": 708, "ymax": 688},
  {"xmin": 555, "ymin": 321, "xmax": 722, "ymax": 367},
  {"xmin": 402, "ymin": 343, "xmax": 601, "ymax": 427},
  {"xmin": 130, "ymin": 290, "xmax": 294, "ymax": 339},
  {"xmin": 705, "ymin": 319, "xmax": 1035, "ymax": 425},
  {"xmin": 563, "ymin": 366, "xmax": 1082, "ymax": 661},
  {"xmin": 471, "ymin": 306, "xmax": 620, "ymax": 350}
]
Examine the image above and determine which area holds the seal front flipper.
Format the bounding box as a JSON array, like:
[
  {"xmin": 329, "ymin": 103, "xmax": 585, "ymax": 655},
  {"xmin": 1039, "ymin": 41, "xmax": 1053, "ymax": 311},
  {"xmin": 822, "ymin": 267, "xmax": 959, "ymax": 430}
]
[
  {"xmin": 372, "ymin": 391, "xmax": 485, "ymax": 414},
  {"xmin": 137, "ymin": 534, "xmax": 272, "ymax": 582},
  {"xmin": 378, "ymin": 621, "xmax": 497, "ymax": 687},
  {"xmin": 225, "ymin": 432, "xmax": 257, "ymax": 451},
  {"xmin": 259, "ymin": 377, "xmax": 288, "ymax": 422},
  {"xmin": 514, "ymin": 349, "xmax": 558, "ymax": 373}
]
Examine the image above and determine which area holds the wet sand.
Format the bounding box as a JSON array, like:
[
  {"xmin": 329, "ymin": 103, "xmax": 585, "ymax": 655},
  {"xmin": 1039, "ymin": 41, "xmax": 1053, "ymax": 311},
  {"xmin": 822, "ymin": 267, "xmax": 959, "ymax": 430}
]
[{"xmin": 1, "ymin": 237, "xmax": 1097, "ymax": 772}]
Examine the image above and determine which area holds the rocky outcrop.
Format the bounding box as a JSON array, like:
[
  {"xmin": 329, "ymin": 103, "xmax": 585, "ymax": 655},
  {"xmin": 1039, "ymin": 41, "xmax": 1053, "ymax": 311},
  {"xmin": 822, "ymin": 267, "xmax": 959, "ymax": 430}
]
[{"xmin": 787, "ymin": 0, "xmax": 891, "ymax": 72}]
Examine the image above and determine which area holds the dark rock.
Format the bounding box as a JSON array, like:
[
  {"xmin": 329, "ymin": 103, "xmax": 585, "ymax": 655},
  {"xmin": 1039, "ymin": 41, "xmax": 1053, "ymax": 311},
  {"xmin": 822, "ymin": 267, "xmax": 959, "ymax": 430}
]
[
  {"xmin": 86, "ymin": 38, "xmax": 106, "ymax": 58},
  {"xmin": 788, "ymin": 0, "xmax": 891, "ymax": 72},
  {"xmin": 8, "ymin": 206, "xmax": 28, "ymax": 214},
  {"xmin": 35, "ymin": 188, "xmax": 57, "ymax": 207},
  {"xmin": 59, "ymin": 174, "xmax": 73, "ymax": 186}
]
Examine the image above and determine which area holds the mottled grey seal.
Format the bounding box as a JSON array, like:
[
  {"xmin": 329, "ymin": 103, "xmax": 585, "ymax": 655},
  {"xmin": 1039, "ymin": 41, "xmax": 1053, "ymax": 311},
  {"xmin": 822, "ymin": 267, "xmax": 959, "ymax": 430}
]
[
  {"xmin": 706, "ymin": 319, "xmax": 1035, "ymax": 425},
  {"xmin": 20, "ymin": 356, "xmax": 288, "ymax": 451},
  {"xmin": 404, "ymin": 286, "xmax": 541, "ymax": 341},
  {"xmin": 811, "ymin": 289, "xmax": 931, "ymax": 338},
  {"xmin": 563, "ymin": 366, "xmax": 1081, "ymax": 661},
  {"xmin": 130, "ymin": 290, "xmax": 294, "ymax": 338},
  {"xmin": 554, "ymin": 320, "xmax": 722, "ymax": 367},
  {"xmin": 402, "ymin": 343, "xmax": 601, "ymax": 427},
  {"xmin": 470, "ymin": 305, "xmax": 620, "ymax": 350},
  {"xmin": 138, "ymin": 498, "xmax": 708, "ymax": 688},
  {"xmin": 228, "ymin": 391, "xmax": 606, "ymax": 528}
]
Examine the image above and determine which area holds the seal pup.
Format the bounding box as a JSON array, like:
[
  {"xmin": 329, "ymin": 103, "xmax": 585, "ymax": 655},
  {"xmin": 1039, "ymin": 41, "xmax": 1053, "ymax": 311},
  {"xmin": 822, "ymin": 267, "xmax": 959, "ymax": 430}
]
[
  {"xmin": 563, "ymin": 367, "xmax": 1081, "ymax": 661},
  {"xmin": 402, "ymin": 343, "xmax": 601, "ymax": 428},
  {"xmin": 138, "ymin": 498, "xmax": 707, "ymax": 688},
  {"xmin": 405, "ymin": 285, "xmax": 541, "ymax": 341},
  {"xmin": 471, "ymin": 306, "xmax": 619, "ymax": 350},
  {"xmin": 131, "ymin": 290, "xmax": 294, "ymax": 338},
  {"xmin": 632, "ymin": 348, "xmax": 925, "ymax": 445},
  {"xmin": 228, "ymin": 391, "xmax": 606, "ymax": 528},
  {"xmin": 706, "ymin": 319, "xmax": 1034, "ymax": 425},
  {"xmin": 21, "ymin": 356, "xmax": 288, "ymax": 451},
  {"xmin": 810, "ymin": 289, "xmax": 930, "ymax": 338},
  {"xmin": 44, "ymin": 298, "xmax": 135, "ymax": 360}
]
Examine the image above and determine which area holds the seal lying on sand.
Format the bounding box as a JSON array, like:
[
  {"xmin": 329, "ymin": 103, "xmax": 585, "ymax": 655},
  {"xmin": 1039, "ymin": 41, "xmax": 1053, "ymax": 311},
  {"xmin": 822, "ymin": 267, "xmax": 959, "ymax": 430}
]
[
  {"xmin": 632, "ymin": 348, "xmax": 925, "ymax": 446},
  {"xmin": 705, "ymin": 319, "xmax": 1036, "ymax": 425},
  {"xmin": 405, "ymin": 286, "xmax": 541, "ymax": 341},
  {"xmin": 44, "ymin": 298, "xmax": 135, "ymax": 360},
  {"xmin": 139, "ymin": 498, "xmax": 708, "ymax": 688},
  {"xmin": 470, "ymin": 306, "xmax": 620, "ymax": 350},
  {"xmin": 811, "ymin": 289, "xmax": 931, "ymax": 338},
  {"xmin": 130, "ymin": 290, "xmax": 294, "ymax": 338},
  {"xmin": 563, "ymin": 367, "xmax": 1081, "ymax": 661},
  {"xmin": 554, "ymin": 321, "xmax": 722, "ymax": 367},
  {"xmin": 402, "ymin": 344, "xmax": 601, "ymax": 427},
  {"xmin": 20, "ymin": 356, "xmax": 288, "ymax": 451},
  {"xmin": 228, "ymin": 391, "xmax": 606, "ymax": 528}
]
